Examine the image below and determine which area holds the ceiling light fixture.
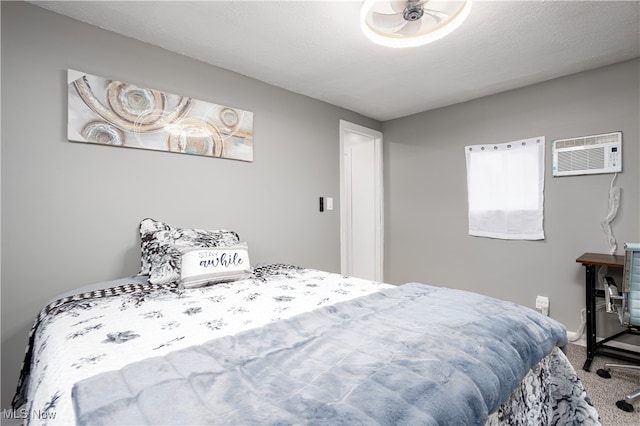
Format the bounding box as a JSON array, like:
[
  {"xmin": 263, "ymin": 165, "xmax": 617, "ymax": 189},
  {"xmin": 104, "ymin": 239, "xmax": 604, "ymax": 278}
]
[{"xmin": 360, "ymin": 0, "xmax": 472, "ymax": 48}]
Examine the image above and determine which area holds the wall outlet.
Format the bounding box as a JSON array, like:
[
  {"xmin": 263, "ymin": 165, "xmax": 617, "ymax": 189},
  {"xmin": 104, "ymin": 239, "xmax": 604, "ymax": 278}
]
[{"xmin": 536, "ymin": 295, "xmax": 549, "ymax": 316}]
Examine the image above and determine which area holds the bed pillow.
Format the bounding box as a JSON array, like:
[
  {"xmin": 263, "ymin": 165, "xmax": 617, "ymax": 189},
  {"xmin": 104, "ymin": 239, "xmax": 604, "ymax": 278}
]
[
  {"xmin": 139, "ymin": 218, "xmax": 240, "ymax": 283},
  {"xmin": 179, "ymin": 243, "xmax": 252, "ymax": 289}
]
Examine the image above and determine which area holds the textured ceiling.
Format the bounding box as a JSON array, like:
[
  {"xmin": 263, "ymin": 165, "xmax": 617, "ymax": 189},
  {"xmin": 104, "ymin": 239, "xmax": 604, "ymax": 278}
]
[{"xmin": 30, "ymin": 0, "xmax": 640, "ymax": 121}]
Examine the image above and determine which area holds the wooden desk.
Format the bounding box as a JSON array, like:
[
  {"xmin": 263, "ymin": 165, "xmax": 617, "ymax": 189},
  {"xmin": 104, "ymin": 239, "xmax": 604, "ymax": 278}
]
[{"xmin": 576, "ymin": 253, "xmax": 640, "ymax": 371}]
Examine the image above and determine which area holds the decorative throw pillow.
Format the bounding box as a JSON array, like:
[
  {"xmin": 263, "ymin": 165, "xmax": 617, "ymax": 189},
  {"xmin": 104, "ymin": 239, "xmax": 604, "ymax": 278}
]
[
  {"xmin": 179, "ymin": 243, "xmax": 252, "ymax": 289},
  {"xmin": 138, "ymin": 218, "xmax": 240, "ymax": 284}
]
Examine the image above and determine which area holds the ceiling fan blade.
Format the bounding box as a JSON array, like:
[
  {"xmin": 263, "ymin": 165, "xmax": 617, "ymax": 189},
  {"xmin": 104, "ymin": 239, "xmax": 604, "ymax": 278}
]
[
  {"xmin": 390, "ymin": 1, "xmax": 407, "ymax": 14},
  {"xmin": 394, "ymin": 19, "xmax": 423, "ymax": 36},
  {"xmin": 372, "ymin": 11, "xmax": 406, "ymax": 28},
  {"xmin": 423, "ymin": 8, "xmax": 448, "ymax": 23}
]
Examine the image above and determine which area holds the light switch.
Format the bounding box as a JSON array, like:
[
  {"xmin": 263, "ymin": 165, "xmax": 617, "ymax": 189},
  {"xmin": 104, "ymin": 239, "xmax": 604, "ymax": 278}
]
[{"xmin": 326, "ymin": 197, "xmax": 333, "ymax": 211}]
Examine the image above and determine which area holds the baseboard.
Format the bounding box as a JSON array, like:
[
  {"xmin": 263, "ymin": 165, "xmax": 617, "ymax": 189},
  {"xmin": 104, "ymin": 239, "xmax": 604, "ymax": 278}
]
[
  {"xmin": 566, "ymin": 330, "xmax": 640, "ymax": 353},
  {"xmin": 567, "ymin": 331, "xmax": 586, "ymax": 347},
  {"xmin": 596, "ymin": 337, "xmax": 640, "ymax": 353}
]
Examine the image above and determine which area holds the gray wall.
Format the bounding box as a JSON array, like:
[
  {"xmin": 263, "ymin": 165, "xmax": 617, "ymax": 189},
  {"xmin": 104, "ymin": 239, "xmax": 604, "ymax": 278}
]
[
  {"xmin": 383, "ymin": 59, "xmax": 640, "ymax": 333},
  {"xmin": 0, "ymin": 2, "xmax": 379, "ymax": 408},
  {"xmin": 2, "ymin": 0, "xmax": 639, "ymax": 415}
]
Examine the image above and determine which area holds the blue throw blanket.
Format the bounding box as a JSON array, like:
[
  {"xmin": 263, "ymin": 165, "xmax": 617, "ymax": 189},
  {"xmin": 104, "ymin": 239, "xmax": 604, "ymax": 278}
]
[{"xmin": 72, "ymin": 283, "xmax": 568, "ymax": 425}]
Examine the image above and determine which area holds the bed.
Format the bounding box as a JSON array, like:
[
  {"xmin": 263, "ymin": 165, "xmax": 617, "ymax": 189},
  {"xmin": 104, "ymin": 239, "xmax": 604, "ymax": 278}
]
[{"xmin": 12, "ymin": 219, "xmax": 601, "ymax": 425}]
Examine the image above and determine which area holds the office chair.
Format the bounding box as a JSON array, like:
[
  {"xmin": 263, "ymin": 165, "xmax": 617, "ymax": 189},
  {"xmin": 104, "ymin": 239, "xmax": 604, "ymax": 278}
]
[{"xmin": 596, "ymin": 242, "xmax": 640, "ymax": 412}]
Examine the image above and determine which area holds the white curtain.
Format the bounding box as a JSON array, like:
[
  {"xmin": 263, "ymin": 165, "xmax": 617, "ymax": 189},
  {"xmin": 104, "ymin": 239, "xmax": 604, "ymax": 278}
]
[{"xmin": 465, "ymin": 136, "xmax": 545, "ymax": 240}]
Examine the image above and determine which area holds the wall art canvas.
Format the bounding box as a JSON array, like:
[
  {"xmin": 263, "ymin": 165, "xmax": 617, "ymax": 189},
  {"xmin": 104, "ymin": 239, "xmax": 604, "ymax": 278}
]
[{"xmin": 67, "ymin": 69, "xmax": 253, "ymax": 162}]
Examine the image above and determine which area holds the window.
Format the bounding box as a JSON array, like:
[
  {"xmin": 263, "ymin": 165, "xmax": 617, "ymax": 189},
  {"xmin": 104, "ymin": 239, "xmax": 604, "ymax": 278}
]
[{"xmin": 465, "ymin": 136, "xmax": 545, "ymax": 240}]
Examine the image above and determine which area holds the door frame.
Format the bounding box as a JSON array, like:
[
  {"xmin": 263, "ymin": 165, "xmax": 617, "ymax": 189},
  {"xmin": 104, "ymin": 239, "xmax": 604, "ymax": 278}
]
[{"xmin": 339, "ymin": 120, "xmax": 384, "ymax": 281}]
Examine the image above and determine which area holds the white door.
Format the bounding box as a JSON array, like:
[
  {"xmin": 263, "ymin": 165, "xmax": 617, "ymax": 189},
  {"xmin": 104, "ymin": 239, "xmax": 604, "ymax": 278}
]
[{"xmin": 339, "ymin": 120, "xmax": 383, "ymax": 281}]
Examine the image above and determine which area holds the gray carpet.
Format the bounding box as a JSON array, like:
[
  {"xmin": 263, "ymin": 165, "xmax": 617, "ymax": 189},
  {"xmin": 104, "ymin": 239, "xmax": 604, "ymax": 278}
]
[{"xmin": 566, "ymin": 344, "xmax": 640, "ymax": 425}]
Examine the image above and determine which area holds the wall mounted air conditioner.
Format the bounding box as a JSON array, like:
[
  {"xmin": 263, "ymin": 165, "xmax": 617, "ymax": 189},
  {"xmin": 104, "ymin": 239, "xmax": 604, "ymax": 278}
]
[{"xmin": 552, "ymin": 131, "xmax": 622, "ymax": 177}]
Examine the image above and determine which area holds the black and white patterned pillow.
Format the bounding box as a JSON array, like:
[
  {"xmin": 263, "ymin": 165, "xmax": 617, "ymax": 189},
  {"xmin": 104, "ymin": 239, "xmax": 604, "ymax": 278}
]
[{"xmin": 139, "ymin": 218, "xmax": 240, "ymax": 284}]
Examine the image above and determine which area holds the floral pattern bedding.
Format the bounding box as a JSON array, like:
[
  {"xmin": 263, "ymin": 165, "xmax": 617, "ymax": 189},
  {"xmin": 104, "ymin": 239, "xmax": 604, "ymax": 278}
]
[
  {"xmin": 487, "ymin": 347, "xmax": 600, "ymax": 425},
  {"xmin": 12, "ymin": 265, "xmax": 600, "ymax": 425},
  {"xmin": 13, "ymin": 265, "xmax": 392, "ymax": 425}
]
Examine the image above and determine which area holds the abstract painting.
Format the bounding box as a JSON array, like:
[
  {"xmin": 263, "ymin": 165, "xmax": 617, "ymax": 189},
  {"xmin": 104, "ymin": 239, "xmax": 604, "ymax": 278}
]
[{"xmin": 67, "ymin": 70, "xmax": 253, "ymax": 162}]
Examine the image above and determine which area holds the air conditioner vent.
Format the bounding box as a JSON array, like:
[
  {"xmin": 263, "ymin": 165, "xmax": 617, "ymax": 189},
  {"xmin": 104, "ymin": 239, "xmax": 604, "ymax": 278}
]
[
  {"xmin": 552, "ymin": 132, "xmax": 621, "ymax": 177},
  {"xmin": 554, "ymin": 133, "xmax": 620, "ymax": 150}
]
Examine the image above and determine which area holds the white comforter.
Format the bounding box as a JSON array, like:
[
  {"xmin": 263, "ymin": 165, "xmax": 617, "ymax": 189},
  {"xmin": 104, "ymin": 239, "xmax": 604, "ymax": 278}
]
[{"xmin": 17, "ymin": 265, "xmax": 392, "ymax": 425}]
